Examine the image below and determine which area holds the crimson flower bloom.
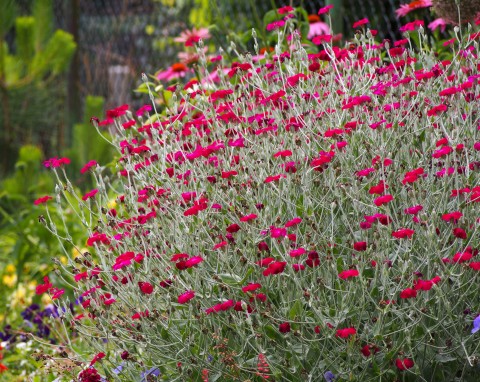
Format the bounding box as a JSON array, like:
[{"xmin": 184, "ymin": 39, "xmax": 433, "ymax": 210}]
[
  {"xmin": 469, "ymin": 262, "xmax": 480, "ymax": 271},
  {"xmin": 400, "ymin": 20, "xmax": 424, "ymax": 32},
  {"xmin": 263, "ymin": 261, "xmax": 287, "ymax": 276},
  {"xmin": 369, "ymin": 181, "xmax": 388, "ymax": 195},
  {"xmin": 135, "ymin": 104, "xmax": 152, "ymax": 116},
  {"xmin": 278, "ymin": 5, "xmax": 294, "ymax": 14},
  {"xmin": 318, "ymin": 4, "xmax": 334, "ymax": 15},
  {"xmin": 285, "ymin": 217, "xmax": 302, "ymax": 227},
  {"xmin": 353, "ymin": 241, "xmax": 367, "ymax": 251},
  {"xmin": 279, "ymin": 322, "xmax": 291, "ymax": 333},
  {"xmin": 90, "ymin": 352, "xmax": 106, "ymax": 366},
  {"xmin": 35, "ymin": 276, "xmax": 53, "ymax": 295},
  {"xmin": 395, "ymin": 357, "xmax": 414, "ymax": 370},
  {"xmin": 392, "ymin": 228, "xmax": 415, "ymax": 239},
  {"xmin": 258, "ymin": 242, "xmax": 269, "ymax": 251},
  {"xmin": 292, "ymin": 264, "xmax": 305, "ymax": 272},
  {"xmin": 270, "ymin": 227, "xmax": 287, "ymax": 238},
  {"xmin": 289, "ymin": 248, "xmax": 306, "ymax": 257},
  {"xmin": 352, "ymin": 18, "xmax": 369, "ymax": 28},
  {"xmin": 266, "ymin": 20, "xmax": 285, "ymax": 31},
  {"xmin": 361, "ymin": 344, "xmax": 380, "ymax": 357},
  {"xmin": 404, "ymin": 205, "xmax": 423, "ymax": 215},
  {"xmin": 452, "ymin": 251, "xmax": 473, "ymax": 263},
  {"xmin": 78, "ymin": 367, "xmax": 102, "ymax": 382},
  {"xmin": 80, "ymin": 160, "xmax": 98, "ymax": 174},
  {"xmin": 185, "ymin": 256, "xmax": 203, "ymax": 268},
  {"xmin": 273, "ymin": 150, "xmax": 292, "ymax": 158},
  {"xmin": 240, "ymin": 213, "xmax": 258, "ymax": 222},
  {"xmin": 206, "ymin": 300, "xmax": 235, "ymax": 314},
  {"xmin": 43, "ymin": 157, "xmax": 71, "ymax": 168},
  {"xmin": 138, "ymin": 282, "xmax": 154, "ymax": 295},
  {"xmin": 453, "ymin": 227, "xmax": 467, "ymax": 239},
  {"xmin": 442, "ymin": 211, "xmax": 462, "ymax": 222},
  {"xmin": 264, "ymin": 174, "xmax": 286, "ymax": 183},
  {"xmin": 242, "ymin": 283, "xmax": 262, "ymax": 293},
  {"xmin": 336, "ymin": 327, "xmax": 356, "ymax": 338},
  {"xmin": 402, "ymin": 168, "xmax": 425, "ymax": 185},
  {"xmin": 34, "ymin": 195, "xmax": 53, "ymax": 205},
  {"xmin": 400, "ymin": 288, "xmax": 417, "ymax": 299},
  {"xmin": 82, "ymin": 189, "xmax": 99, "ymax": 201},
  {"xmin": 226, "ymin": 223, "xmax": 241, "ymax": 233},
  {"xmin": 374, "ymin": 194, "xmax": 393, "ymax": 206},
  {"xmin": 178, "ymin": 290, "xmax": 195, "ymax": 304},
  {"xmin": 338, "ymin": 269, "xmax": 359, "ymax": 279},
  {"xmin": 74, "ymin": 272, "xmax": 88, "ymax": 282}
]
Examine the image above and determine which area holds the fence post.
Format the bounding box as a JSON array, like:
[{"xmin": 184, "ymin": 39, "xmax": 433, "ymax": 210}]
[{"xmin": 325, "ymin": 0, "xmax": 343, "ymax": 37}]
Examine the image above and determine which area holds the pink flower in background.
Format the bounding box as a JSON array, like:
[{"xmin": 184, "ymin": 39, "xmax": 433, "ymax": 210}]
[
  {"xmin": 157, "ymin": 62, "xmax": 190, "ymax": 82},
  {"xmin": 178, "ymin": 47, "xmax": 208, "ymax": 66},
  {"xmin": 396, "ymin": 0, "xmax": 433, "ymax": 18},
  {"xmin": 174, "ymin": 27, "xmax": 210, "ymax": 47},
  {"xmin": 428, "ymin": 18, "xmax": 448, "ymax": 32},
  {"xmin": 307, "ymin": 14, "xmax": 331, "ymax": 39}
]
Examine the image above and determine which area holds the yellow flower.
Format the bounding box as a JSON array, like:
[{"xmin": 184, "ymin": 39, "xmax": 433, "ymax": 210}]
[
  {"xmin": 41, "ymin": 293, "xmax": 52, "ymax": 305},
  {"xmin": 27, "ymin": 281, "xmax": 37, "ymax": 291},
  {"xmin": 5, "ymin": 264, "xmax": 16, "ymax": 273},
  {"xmin": 145, "ymin": 25, "xmax": 155, "ymax": 35},
  {"xmin": 60, "ymin": 256, "xmax": 68, "ymax": 265},
  {"xmin": 11, "ymin": 283, "xmax": 32, "ymax": 307},
  {"xmin": 107, "ymin": 199, "xmax": 117, "ymax": 209},
  {"xmin": 2, "ymin": 273, "xmax": 17, "ymax": 288}
]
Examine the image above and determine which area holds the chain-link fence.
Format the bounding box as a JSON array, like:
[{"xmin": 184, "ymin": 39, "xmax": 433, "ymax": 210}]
[{"xmin": 20, "ymin": 0, "xmax": 434, "ymax": 107}]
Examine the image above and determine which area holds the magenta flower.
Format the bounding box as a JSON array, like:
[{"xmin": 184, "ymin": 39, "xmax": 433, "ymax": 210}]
[
  {"xmin": 178, "ymin": 291, "xmax": 195, "ymax": 304},
  {"xmin": 318, "ymin": 5, "xmax": 334, "ymax": 15}
]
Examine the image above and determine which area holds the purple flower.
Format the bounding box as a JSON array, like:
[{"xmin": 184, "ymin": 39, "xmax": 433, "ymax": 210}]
[
  {"xmin": 472, "ymin": 315, "xmax": 480, "ymax": 334},
  {"xmin": 140, "ymin": 367, "xmax": 161, "ymax": 381},
  {"xmin": 324, "ymin": 371, "xmax": 336, "ymax": 382},
  {"xmin": 113, "ymin": 362, "xmax": 124, "ymax": 375}
]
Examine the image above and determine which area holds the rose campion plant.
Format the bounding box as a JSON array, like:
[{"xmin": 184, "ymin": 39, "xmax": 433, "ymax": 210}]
[{"xmin": 37, "ymin": 5, "xmax": 480, "ymax": 382}]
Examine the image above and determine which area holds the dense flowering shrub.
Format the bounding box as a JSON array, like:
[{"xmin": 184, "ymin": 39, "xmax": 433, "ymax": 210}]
[{"xmin": 36, "ymin": 5, "xmax": 480, "ymax": 382}]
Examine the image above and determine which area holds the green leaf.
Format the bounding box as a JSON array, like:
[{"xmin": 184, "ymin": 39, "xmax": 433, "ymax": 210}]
[
  {"xmin": 264, "ymin": 324, "xmax": 283, "ymax": 342},
  {"xmin": 218, "ymin": 273, "xmax": 242, "ymax": 285},
  {"xmin": 435, "ymin": 353, "xmax": 457, "ymax": 363},
  {"xmin": 288, "ymin": 300, "xmax": 303, "ymax": 320}
]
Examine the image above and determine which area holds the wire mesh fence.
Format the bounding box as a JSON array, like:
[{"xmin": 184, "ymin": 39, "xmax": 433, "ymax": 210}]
[{"xmin": 16, "ymin": 0, "xmax": 435, "ymax": 106}]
